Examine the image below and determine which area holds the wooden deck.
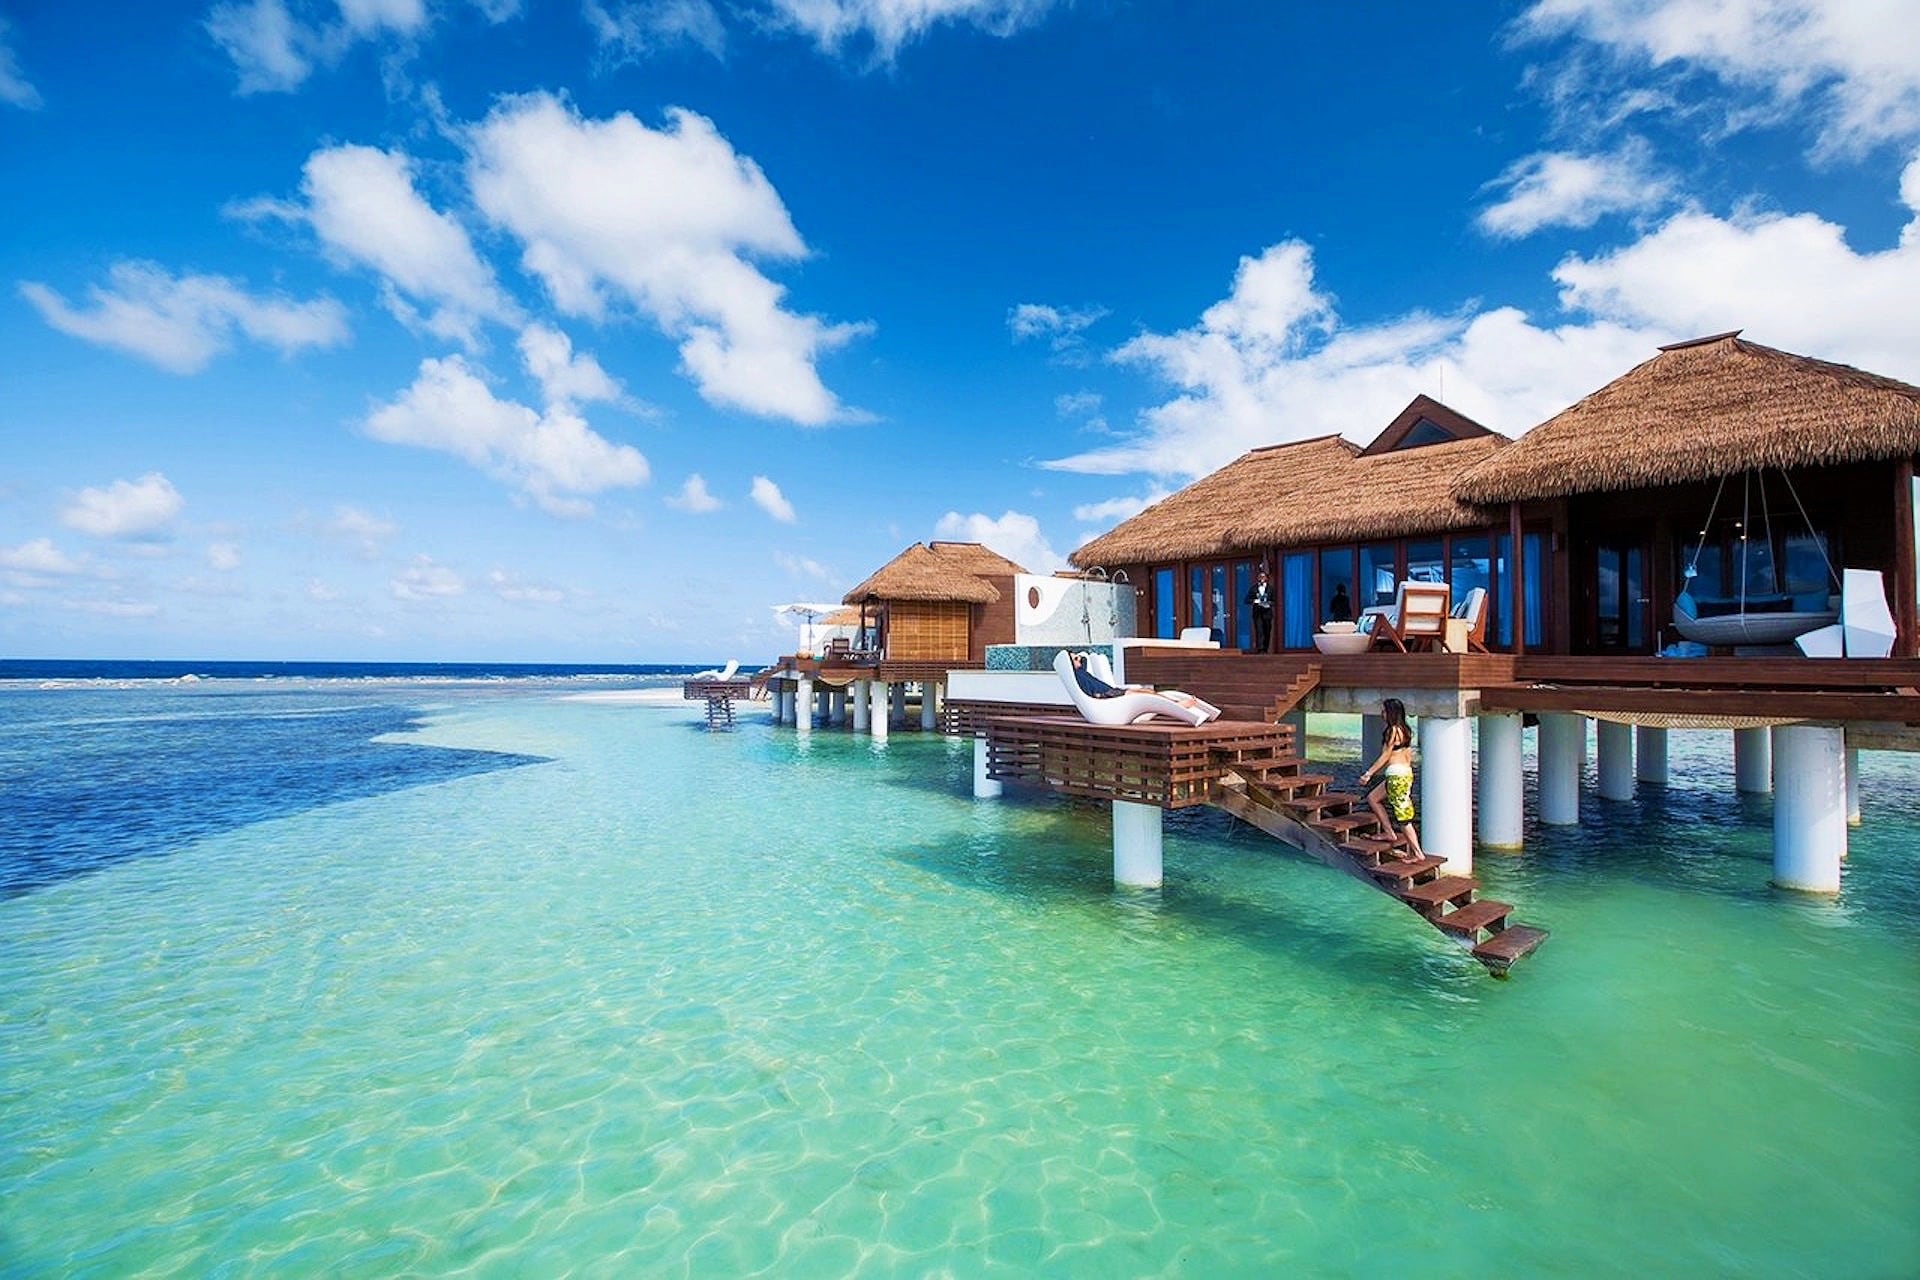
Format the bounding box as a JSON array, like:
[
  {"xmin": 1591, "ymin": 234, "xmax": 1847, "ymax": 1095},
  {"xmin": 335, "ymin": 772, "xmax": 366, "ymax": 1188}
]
[
  {"xmin": 682, "ymin": 677, "xmax": 752, "ymax": 730},
  {"xmin": 976, "ymin": 710, "xmax": 1546, "ymax": 972},
  {"xmin": 1125, "ymin": 647, "xmax": 1920, "ymax": 730},
  {"xmin": 983, "ymin": 716, "xmax": 1294, "ymax": 808}
]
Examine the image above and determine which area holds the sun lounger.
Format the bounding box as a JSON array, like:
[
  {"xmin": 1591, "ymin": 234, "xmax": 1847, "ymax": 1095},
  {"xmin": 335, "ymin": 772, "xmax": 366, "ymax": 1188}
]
[
  {"xmin": 1795, "ymin": 569, "xmax": 1896, "ymax": 659},
  {"xmin": 1053, "ymin": 650, "xmax": 1220, "ymax": 727}
]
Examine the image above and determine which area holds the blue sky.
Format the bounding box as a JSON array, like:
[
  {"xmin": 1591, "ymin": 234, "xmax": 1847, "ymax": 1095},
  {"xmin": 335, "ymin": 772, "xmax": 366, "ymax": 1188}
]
[{"xmin": 3, "ymin": 0, "xmax": 1918, "ymax": 662}]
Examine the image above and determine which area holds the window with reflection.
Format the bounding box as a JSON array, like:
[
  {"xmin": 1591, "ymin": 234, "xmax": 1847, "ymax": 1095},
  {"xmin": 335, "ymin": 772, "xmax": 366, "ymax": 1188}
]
[
  {"xmin": 1209, "ymin": 564, "xmax": 1228, "ymax": 641},
  {"xmin": 1188, "ymin": 566, "xmax": 1205, "ymax": 633},
  {"xmin": 1360, "ymin": 542, "xmax": 1398, "ymax": 611},
  {"xmin": 1405, "ymin": 538, "xmax": 1445, "ymax": 588},
  {"xmin": 1450, "ymin": 534, "xmax": 1491, "ymax": 620},
  {"xmin": 1319, "ymin": 546, "xmax": 1355, "ymax": 627}
]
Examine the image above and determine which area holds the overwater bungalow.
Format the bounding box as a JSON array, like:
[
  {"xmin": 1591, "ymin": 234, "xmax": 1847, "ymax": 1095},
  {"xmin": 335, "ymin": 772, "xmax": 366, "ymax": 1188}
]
[
  {"xmin": 940, "ymin": 334, "xmax": 1920, "ymax": 968},
  {"xmin": 765, "ymin": 541, "xmax": 1026, "ymax": 736}
]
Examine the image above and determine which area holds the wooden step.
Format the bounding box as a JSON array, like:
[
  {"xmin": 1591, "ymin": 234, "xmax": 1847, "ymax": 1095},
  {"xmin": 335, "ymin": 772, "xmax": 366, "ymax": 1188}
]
[
  {"xmin": 1316, "ymin": 813, "xmax": 1383, "ymax": 835},
  {"xmin": 1282, "ymin": 791, "xmax": 1360, "ymax": 814},
  {"xmin": 1398, "ymin": 876, "xmax": 1478, "ymax": 911},
  {"xmin": 1472, "ymin": 924, "xmax": 1549, "ymax": 971},
  {"xmin": 1369, "ymin": 855, "xmax": 1446, "ymax": 884},
  {"xmin": 1434, "ymin": 898, "xmax": 1512, "ymax": 938}
]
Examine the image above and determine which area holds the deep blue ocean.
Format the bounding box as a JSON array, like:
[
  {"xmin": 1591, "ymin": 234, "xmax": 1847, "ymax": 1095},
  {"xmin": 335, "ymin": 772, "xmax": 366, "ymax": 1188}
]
[{"xmin": 0, "ymin": 659, "xmax": 720, "ymax": 899}]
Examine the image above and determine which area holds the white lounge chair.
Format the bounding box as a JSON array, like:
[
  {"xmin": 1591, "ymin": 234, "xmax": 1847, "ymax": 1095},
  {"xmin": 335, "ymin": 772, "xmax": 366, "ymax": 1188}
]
[
  {"xmin": 692, "ymin": 658, "xmax": 740, "ymax": 680},
  {"xmin": 1445, "ymin": 586, "xmax": 1489, "ymax": 654},
  {"xmin": 1053, "ymin": 650, "xmax": 1219, "ymax": 727},
  {"xmin": 1795, "ymin": 569, "xmax": 1897, "ymax": 659}
]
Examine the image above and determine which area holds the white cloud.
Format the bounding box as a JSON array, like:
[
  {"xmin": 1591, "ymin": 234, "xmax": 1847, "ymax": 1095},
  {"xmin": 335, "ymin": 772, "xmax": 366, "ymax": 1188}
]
[
  {"xmin": 207, "ymin": 0, "xmax": 311, "ymax": 93},
  {"xmin": 932, "ymin": 510, "xmax": 1062, "ymax": 574},
  {"xmin": 774, "ymin": 550, "xmax": 832, "ymax": 580},
  {"xmin": 1010, "ymin": 302, "xmax": 1107, "ymax": 353},
  {"xmin": 472, "ymin": 0, "xmax": 522, "ymax": 19},
  {"xmin": 207, "ymin": 541, "xmax": 242, "ymax": 571},
  {"xmin": 337, "ymin": 0, "xmax": 427, "ymax": 35},
  {"xmin": 61, "ymin": 474, "xmax": 186, "ymax": 540},
  {"xmin": 0, "ymin": 16, "xmax": 43, "ymax": 109},
  {"xmin": 294, "ymin": 144, "xmax": 517, "ymax": 346},
  {"xmin": 1478, "ymin": 140, "xmax": 1672, "ymax": 237},
  {"xmin": 326, "ymin": 504, "xmax": 399, "ymax": 557},
  {"xmin": 307, "ymin": 578, "xmax": 340, "ymax": 601},
  {"xmin": 518, "ymin": 323, "xmax": 622, "ymax": 407},
  {"xmin": 767, "ymin": 0, "xmax": 1061, "ymax": 62},
  {"xmin": 1549, "ymin": 181, "xmax": 1920, "ymax": 375},
  {"xmin": 1519, "ymin": 0, "xmax": 1920, "ymax": 154},
  {"xmin": 750, "ymin": 474, "xmax": 796, "ymax": 522},
  {"xmin": 20, "ymin": 262, "xmax": 348, "ymax": 373},
  {"xmin": 665, "ymin": 473, "xmax": 723, "ymax": 512},
  {"xmin": 1051, "ymin": 161, "xmax": 1920, "ymax": 481},
  {"xmin": 1072, "ymin": 492, "xmax": 1168, "ymax": 525},
  {"xmin": 207, "ymin": 0, "xmax": 428, "ymax": 94},
  {"xmin": 365, "ymin": 355, "xmax": 649, "ymax": 515},
  {"xmin": 489, "ymin": 567, "xmax": 564, "ymax": 603},
  {"xmin": 0, "ymin": 538, "xmax": 85, "ymax": 576},
  {"xmin": 390, "ymin": 554, "xmax": 465, "ymax": 600},
  {"xmin": 1054, "ymin": 390, "xmax": 1102, "ymax": 417},
  {"xmin": 465, "ymin": 92, "xmax": 868, "ymax": 424},
  {"xmin": 585, "ymin": 0, "xmax": 725, "ymax": 60},
  {"xmin": 64, "ymin": 598, "xmax": 160, "ymax": 619}
]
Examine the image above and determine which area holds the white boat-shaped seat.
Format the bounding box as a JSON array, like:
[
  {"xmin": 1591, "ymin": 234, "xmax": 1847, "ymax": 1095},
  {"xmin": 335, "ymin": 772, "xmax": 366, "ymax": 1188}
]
[
  {"xmin": 693, "ymin": 658, "xmax": 741, "ymax": 680},
  {"xmin": 1673, "ymin": 592, "xmax": 1836, "ymax": 647},
  {"xmin": 1053, "ymin": 650, "xmax": 1220, "ymax": 727},
  {"xmin": 1795, "ymin": 569, "xmax": 1896, "ymax": 659}
]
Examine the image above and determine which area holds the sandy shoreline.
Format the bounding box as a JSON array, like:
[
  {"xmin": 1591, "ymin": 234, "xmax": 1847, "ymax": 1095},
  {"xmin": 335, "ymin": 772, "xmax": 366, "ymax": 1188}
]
[{"xmin": 557, "ymin": 688, "xmax": 699, "ymax": 706}]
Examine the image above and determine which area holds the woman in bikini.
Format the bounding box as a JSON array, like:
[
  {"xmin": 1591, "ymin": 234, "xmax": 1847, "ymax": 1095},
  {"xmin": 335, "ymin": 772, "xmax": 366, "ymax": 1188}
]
[{"xmin": 1357, "ymin": 698, "xmax": 1424, "ymax": 862}]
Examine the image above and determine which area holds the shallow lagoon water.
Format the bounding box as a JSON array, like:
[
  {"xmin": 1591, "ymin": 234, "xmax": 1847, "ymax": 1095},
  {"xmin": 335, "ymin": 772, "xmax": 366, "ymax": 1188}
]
[{"xmin": 3, "ymin": 684, "xmax": 1917, "ymax": 1276}]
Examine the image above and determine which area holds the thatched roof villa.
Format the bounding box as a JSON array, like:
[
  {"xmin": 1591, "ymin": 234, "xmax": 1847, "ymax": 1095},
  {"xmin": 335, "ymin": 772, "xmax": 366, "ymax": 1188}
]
[{"xmin": 1074, "ymin": 335, "xmax": 1920, "ymax": 658}]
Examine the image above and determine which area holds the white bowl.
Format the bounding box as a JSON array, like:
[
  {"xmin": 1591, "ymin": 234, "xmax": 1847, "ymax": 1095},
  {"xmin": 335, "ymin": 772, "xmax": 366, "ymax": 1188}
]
[
  {"xmin": 1320, "ymin": 621, "xmax": 1358, "ymax": 634},
  {"xmin": 1313, "ymin": 632, "xmax": 1372, "ymax": 655}
]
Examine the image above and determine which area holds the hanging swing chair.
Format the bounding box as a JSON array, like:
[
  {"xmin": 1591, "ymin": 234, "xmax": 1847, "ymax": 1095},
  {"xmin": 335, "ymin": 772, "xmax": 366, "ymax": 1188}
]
[{"xmin": 1671, "ymin": 469, "xmax": 1839, "ymax": 646}]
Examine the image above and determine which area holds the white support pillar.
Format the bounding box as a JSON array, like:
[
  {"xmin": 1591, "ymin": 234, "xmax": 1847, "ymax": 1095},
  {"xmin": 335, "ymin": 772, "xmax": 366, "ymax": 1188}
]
[
  {"xmin": 1596, "ymin": 720, "xmax": 1635, "ymax": 802},
  {"xmin": 830, "ymin": 687, "xmax": 847, "ymax": 726},
  {"xmin": 1420, "ymin": 715, "xmax": 1473, "ymax": 875},
  {"xmin": 795, "ymin": 677, "xmax": 814, "ymax": 737},
  {"xmin": 869, "ymin": 681, "xmax": 890, "ymax": 742},
  {"xmin": 1635, "ymin": 726, "xmax": 1669, "ymax": 786},
  {"xmin": 1279, "ymin": 710, "xmax": 1308, "ymax": 758},
  {"xmin": 851, "ymin": 679, "xmax": 870, "ymax": 731},
  {"xmin": 1112, "ymin": 800, "xmax": 1164, "ymax": 888},
  {"xmin": 1476, "ymin": 713, "xmax": 1525, "ymax": 851},
  {"xmin": 1735, "ymin": 727, "xmax": 1772, "ymax": 795},
  {"xmin": 972, "ymin": 737, "xmax": 1002, "ymax": 799},
  {"xmin": 1538, "ymin": 712, "xmax": 1582, "ymax": 827},
  {"xmin": 1845, "ymin": 746, "xmax": 1861, "ymax": 827},
  {"xmin": 774, "ymin": 685, "xmax": 790, "ymax": 725},
  {"xmin": 920, "ymin": 681, "xmax": 939, "ymax": 731},
  {"xmin": 1360, "ymin": 714, "xmax": 1384, "ymax": 766},
  {"xmin": 890, "ymin": 682, "xmax": 907, "ymax": 725},
  {"xmin": 1771, "ymin": 724, "xmax": 1846, "ymax": 893}
]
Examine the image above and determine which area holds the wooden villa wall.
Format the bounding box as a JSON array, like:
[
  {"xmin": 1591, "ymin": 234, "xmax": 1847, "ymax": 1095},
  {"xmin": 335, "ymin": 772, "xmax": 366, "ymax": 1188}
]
[
  {"xmin": 969, "ymin": 573, "xmax": 1019, "ymax": 663},
  {"xmin": 885, "ymin": 600, "xmax": 972, "ymax": 662}
]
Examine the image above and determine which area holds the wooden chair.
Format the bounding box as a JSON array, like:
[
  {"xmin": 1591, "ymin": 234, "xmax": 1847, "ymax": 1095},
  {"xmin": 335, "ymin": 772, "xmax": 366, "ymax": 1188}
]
[
  {"xmin": 823, "ymin": 636, "xmax": 853, "ymax": 661},
  {"xmin": 1445, "ymin": 586, "xmax": 1490, "ymax": 654},
  {"xmin": 1371, "ymin": 582, "xmax": 1451, "ymax": 652}
]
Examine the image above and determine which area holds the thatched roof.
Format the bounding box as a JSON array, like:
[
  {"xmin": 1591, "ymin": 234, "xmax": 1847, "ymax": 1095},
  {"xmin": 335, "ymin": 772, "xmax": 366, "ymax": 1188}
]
[
  {"xmin": 1071, "ymin": 436, "xmax": 1359, "ymax": 568},
  {"xmin": 1455, "ymin": 332, "xmax": 1920, "ymax": 503},
  {"xmin": 927, "ymin": 541, "xmax": 1025, "ymax": 578},
  {"xmin": 842, "ymin": 543, "xmax": 1002, "ymax": 604},
  {"xmin": 1237, "ymin": 434, "xmax": 1506, "ymax": 546},
  {"xmin": 1069, "ymin": 431, "xmax": 1506, "ymax": 567}
]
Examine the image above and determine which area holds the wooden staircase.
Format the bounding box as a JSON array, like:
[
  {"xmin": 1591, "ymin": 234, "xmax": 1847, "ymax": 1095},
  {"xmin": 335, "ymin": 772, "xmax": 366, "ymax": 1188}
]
[
  {"xmin": 1266, "ymin": 663, "xmax": 1322, "ymax": 723},
  {"xmin": 1202, "ymin": 735, "xmax": 1547, "ymax": 974}
]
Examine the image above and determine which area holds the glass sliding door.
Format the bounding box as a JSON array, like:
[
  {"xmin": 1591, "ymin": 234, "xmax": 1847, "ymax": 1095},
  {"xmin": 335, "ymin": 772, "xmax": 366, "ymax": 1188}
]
[
  {"xmin": 1233, "ymin": 561, "xmax": 1255, "ymax": 651},
  {"xmin": 1153, "ymin": 567, "xmax": 1176, "ymax": 638}
]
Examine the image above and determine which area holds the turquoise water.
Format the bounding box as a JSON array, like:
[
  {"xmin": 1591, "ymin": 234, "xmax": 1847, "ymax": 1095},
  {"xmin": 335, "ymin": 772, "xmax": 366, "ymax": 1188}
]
[{"xmin": 3, "ymin": 685, "xmax": 1918, "ymax": 1276}]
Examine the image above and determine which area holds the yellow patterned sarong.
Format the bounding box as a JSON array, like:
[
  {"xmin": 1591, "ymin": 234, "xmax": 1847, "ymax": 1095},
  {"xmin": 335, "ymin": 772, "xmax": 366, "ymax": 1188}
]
[{"xmin": 1384, "ymin": 766, "xmax": 1415, "ymax": 823}]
